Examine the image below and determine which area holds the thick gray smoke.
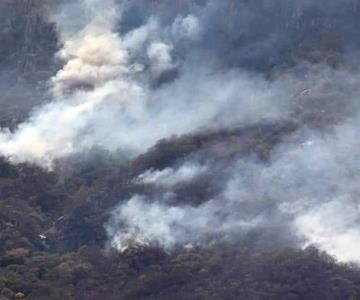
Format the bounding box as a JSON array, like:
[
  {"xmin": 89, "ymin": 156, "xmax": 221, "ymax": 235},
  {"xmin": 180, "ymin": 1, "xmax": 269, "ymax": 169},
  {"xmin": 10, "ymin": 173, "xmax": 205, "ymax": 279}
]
[
  {"xmin": 107, "ymin": 119, "xmax": 360, "ymax": 262},
  {"xmin": 0, "ymin": 0, "xmax": 298, "ymax": 168},
  {"xmin": 1, "ymin": 0, "xmax": 360, "ymax": 166},
  {"xmin": 2, "ymin": 0, "xmax": 360, "ymax": 263}
]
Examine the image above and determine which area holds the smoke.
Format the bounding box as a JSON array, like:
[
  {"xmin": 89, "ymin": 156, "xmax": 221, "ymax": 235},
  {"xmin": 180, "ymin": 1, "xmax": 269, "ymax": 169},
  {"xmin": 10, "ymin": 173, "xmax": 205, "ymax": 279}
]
[
  {"xmin": 107, "ymin": 194, "xmax": 264, "ymax": 252},
  {"xmin": 294, "ymin": 198, "xmax": 360, "ymax": 263},
  {"xmin": 2, "ymin": 0, "xmax": 360, "ymax": 167},
  {"xmin": 0, "ymin": 0, "xmax": 300, "ymax": 168},
  {"xmin": 147, "ymin": 41, "xmax": 175, "ymax": 76},
  {"xmin": 107, "ymin": 117, "xmax": 360, "ymax": 262},
  {"xmin": 136, "ymin": 162, "xmax": 207, "ymax": 187},
  {"xmin": 2, "ymin": 0, "xmax": 360, "ymax": 263}
]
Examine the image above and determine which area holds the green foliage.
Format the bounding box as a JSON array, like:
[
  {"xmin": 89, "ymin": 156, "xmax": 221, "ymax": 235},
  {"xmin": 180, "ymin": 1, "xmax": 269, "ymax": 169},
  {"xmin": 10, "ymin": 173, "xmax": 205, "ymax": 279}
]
[
  {"xmin": 0, "ymin": 248, "xmax": 29, "ymax": 267},
  {"xmin": 1, "ymin": 146, "xmax": 360, "ymax": 299}
]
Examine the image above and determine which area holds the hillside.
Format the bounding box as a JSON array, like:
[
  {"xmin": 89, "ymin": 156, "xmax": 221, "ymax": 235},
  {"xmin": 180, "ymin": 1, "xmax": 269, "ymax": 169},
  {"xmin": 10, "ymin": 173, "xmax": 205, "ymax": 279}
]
[
  {"xmin": 0, "ymin": 0, "xmax": 57, "ymax": 125},
  {"xmin": 1, "ymin": 1, "xmax": 360, "ymax": 300}
]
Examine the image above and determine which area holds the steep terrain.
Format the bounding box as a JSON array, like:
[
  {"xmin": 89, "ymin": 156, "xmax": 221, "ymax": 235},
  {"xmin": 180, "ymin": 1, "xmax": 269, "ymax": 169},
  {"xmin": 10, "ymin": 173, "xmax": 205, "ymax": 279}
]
[
  {"xmin": 0, "ymin": 0, "xmax": 57, "ymax": 125},
  {"xmin": 1, "ymin": 1, "xmax": 360, "ymax": 300}
]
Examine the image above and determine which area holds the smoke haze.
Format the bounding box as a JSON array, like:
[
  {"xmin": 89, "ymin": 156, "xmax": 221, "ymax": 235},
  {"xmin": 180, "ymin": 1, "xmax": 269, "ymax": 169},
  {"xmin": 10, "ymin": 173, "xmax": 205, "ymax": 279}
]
[
  {"xmin": 2, "ymin": 0, "xmax": 360, "ymax": 264},
  {"xmin": 107, "ymin": 121, "xmax": 360, "ymax": 262}
]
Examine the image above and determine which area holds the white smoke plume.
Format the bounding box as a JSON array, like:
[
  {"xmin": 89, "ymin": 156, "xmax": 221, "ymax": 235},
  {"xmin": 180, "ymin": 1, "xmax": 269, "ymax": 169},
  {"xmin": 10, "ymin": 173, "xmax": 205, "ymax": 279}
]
[
  {"xmin": 147, "ymin": 41, "xmax": 175, "ymax": 76},
  {"xmin": 0, "ymin": 0, "xmax": 142, "ymax": 167},
  {"xmin": 48, "ymin": 0, "xmax": 360, "ymax": 264},
  {"xmin": 136, "ymin": 162, "xmax": 207, "ymax": 187},
  {"xmin": 107, "ymin": 117, "xmax": 360, "ymax": 263},
  {"xmin": 2, "ymin": 0, "xmax": 360, "ymax": 265},
  {"xmin": 0, "ymin": 0, "xmax": 296, "ymax": 168},
  {"xmin": 294, "ymin": 197, "xmax": 360, "ymax": 263},
  {"xmin": 107, "ymin": 193, "xmax": 263, "ymax": 252}
]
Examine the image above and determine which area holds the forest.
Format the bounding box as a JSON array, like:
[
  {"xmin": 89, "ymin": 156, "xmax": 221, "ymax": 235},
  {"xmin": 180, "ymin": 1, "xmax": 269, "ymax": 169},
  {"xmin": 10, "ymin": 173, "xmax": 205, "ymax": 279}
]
[{"xmin": 1, "ymin": 1, "xmax": 360, "ymax": 299}]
